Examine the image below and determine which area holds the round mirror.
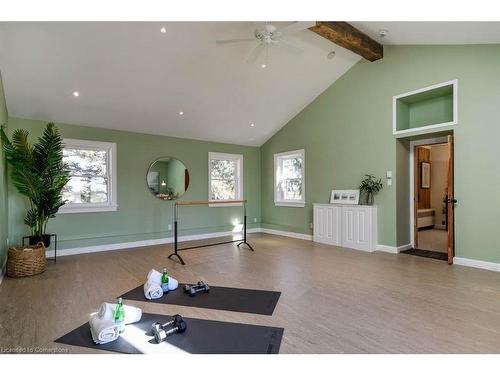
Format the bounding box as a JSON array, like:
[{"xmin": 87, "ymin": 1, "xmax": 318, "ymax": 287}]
[{"xmin": 147, "ymin": 157, "xmax": 190, "ymax": 201}]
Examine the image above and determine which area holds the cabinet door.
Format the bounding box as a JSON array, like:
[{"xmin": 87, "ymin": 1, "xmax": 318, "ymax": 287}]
[
  {"xmin": 354, "ymin": 208, "xmax": 371, "ymax": 251},
  {"xmin": 341, "ymin": 206, "xmax": 373, "ymax": 251},
  {"xmin": 341, "ymin": 206, "xmax": 356, "ymax": 249},
  {"xmin": 313, "ymin": 205, "xmax": 341, "ymax": 245}
]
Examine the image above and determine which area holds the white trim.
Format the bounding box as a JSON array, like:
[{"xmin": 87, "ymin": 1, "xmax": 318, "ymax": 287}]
[
  {"xmin": 274, "ymin": 202, "xmax": 305, "ymax": 208},
  {"xmin": 409, "ymin": 136, "xmax": 449, "ymax": 248},
  {"xmin": 208, "ymin": 152, "xmax": 243, "ymax": 205},
  {"xmin": 453, "ymin": 257, "xmax": 500, "ymax": 273},
  {"xmin": 393, "ymin": 79, "xmax": 458, "ymax": 136},
  {"xmin": 376, "ymin": 243, "xmax": 412, "ymax": 254},
  {"xmin": 274, "ymin": 149, "xmax": 305, "ymax": 207},
  {"xmin": 45, "ymin": 228, "xmax": 262, "ymax": 258},
  {"xmin": 59, "ymin": 138, "xmax": 118, "ymax": 214},
  {"xmin": 261, "ymin": 228, "xmax": 312, "ymax": 241},
  {"xmin": 39, "ymin": 227, "xmax": 416, "ymax": 260},
  {"xmin": 0, "ymin": 256, "xmax": 7, "ymax": 286}
]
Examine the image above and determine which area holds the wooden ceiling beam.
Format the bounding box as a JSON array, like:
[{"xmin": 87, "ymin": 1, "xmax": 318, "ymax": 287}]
[{"xmin": 309, "ymin": 22, "xmax": 383, "ymax": 62}]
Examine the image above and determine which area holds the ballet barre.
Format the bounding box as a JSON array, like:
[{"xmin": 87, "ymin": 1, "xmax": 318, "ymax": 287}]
[{"xmin": 168, "ymin": 199, "xmax": 254, "ymax": 265}]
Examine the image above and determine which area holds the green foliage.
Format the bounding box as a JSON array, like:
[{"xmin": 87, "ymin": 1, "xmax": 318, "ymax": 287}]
[
  {"xmin": 359, "ymin": 174, "xmax": 383, "ymax": 205},
  {"xmin": 0, "ymin": 123, "xmax": 70, "ymax": 236}
]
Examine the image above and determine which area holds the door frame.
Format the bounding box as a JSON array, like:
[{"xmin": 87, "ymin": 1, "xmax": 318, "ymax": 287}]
[{"xmin": 409, "ymin": 136, "xmax": 450, "ymax": 248}]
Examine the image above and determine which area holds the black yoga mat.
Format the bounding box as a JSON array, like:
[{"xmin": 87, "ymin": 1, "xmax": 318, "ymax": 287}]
[
  {"xmin": 55, "ymin": 312, "xmax": 284, "ymax": 354},
  {"xmin": 119, "ymin": 284, "xmax": 281, "ymax": 316}
]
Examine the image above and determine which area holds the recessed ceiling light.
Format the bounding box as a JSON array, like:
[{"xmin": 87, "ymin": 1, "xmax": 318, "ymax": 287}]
[
  {"xmin": 250, "ymin": 123, "xmax": 255, "ymax": 127},
  {"xmin": 160, "ymin": 27, "xmax": 167, "ymax": 34},
  {"xmin": 327, "ymin": 51, "xmax": 336, "ymax": 59},
  {"xmin": 72, "ymin": 91, "xmax": 79, "ymax": 97},
  {"xmin": 379, "ymin": 29, "xmax": 388, "ymax": 38},
  {"xmin": 261, "ymin": 63, "xmax": 267, "ymax": 69},
  {"xmin": 179, "ymin": 111, "xmax": 184, "ymax": 116}
]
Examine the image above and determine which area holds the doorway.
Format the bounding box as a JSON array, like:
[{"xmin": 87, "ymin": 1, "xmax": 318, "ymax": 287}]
[{"xmin": 403, "ymin": 135, "xmax": 455, "ymax": 264}]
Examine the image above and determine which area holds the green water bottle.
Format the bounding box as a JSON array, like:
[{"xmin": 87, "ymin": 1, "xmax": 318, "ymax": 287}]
[
  {"xmin": 114, "ymin": 297, "xmax": 125, "ymax": 333},
  {"xmin": 161, "ymin": 268, "xmax": 169, "ymax": 293}
]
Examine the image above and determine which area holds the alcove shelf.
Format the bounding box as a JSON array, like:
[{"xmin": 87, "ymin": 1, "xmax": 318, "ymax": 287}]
[{"xmin": 392, "ymin": 79, "xmax": 457, "ymax": 136}]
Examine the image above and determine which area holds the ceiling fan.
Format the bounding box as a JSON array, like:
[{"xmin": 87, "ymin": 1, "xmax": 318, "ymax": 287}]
[{"xmin": 216, "ymin": 22, "xmax": 315, "ymax": 67}]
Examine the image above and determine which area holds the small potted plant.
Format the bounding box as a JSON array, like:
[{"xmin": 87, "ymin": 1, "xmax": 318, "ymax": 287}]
[
  {"xmin": 1, "ymin": 123, "xmax": 69, "ymax": 247},
  {"xmin": 359, "ymin": 174, "xmax": 383, "ymax": 205}
]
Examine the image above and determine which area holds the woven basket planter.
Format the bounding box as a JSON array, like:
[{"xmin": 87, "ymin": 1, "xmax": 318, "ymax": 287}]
[{"xmin": 7, "ymin": 243, "xmax": 47, "ymax": 278}]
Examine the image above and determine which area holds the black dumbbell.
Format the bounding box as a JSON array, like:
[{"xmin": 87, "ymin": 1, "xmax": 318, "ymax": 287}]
[
  {"xmin": 151, "ymin": 314, "xmax": 183, "ymax": 335},
  {"xmin": 183, "ymin": 281, "xmax": 207, "ymax": 293},
  {"xmin": 154, "ymin": 320, "xmax": 187, "ymax": 343},
  {"xmin": 187, "ymin": 282, "xmax": 210, "ymax": 297}
]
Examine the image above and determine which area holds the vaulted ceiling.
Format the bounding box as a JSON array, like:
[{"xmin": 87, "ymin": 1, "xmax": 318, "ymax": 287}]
[
  {"xmin": 0, "ymin": 22, "xmax": 361, "ymax": 146},
  {"xmin": 1, "ymin": 22, "xmax": 499, "ymax": 146}
]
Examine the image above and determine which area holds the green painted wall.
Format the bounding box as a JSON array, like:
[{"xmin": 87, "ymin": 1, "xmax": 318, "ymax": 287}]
[
  {"xmin": 7, "ymin": 118, "xmax": 261, "ymax": 250},
  {"xmin": 0, "ymin": 71, "xmax": 8, "ymax": 268},
  {"xmin": 408, "ymin": 94, "xmax": 453, "ymax": 129},
  {"xmin": 261, "ymin": 44, "xmax": 500, "ymax": 264}
]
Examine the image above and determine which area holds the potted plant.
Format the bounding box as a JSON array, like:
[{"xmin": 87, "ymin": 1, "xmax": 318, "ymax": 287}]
[
  {"xmin": 359, "ymin": 174, "xmax": 383, "ymax": 205},
  {"xmin": 1, "ymin": 123, "xmax": 70, "ymax": 247}
]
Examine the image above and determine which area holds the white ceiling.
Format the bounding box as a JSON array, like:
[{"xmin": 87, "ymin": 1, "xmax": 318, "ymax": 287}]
[
  {"xmin": 351, "ymin": 22, "xmax": 500, "ymax": 45},
  {"xmin": 1, "ymin": 22, "xmax": 499, "ymax": 147},
  {"xmin": 0, "ymin": 22, "xmax": 361, "ymax": 146}
]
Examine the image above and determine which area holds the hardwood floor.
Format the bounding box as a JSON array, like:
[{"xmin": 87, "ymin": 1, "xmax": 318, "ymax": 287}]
[{"xmin": 1, "ymin": 233, "xmax": 500, "ymax": 354}]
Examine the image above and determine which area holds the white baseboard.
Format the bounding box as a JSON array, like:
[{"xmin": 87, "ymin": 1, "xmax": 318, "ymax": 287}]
[
  {"xmin": 453, "ymin": 257, "xmax": 500, "ymax": 273},
  {"xmin": 46, "ymin": 228, "xmax": 262, "ymax": 258},
  {"xmin": 375, "ymin": 243, "xmax": 412, "ymax": 254},
  {"xmin": 261, "ymin": 228, "xmax": 313, "ymax": 241},
  {"xmin": 0, "ymin": 256, "xmax": 7, "ymax": 286}
]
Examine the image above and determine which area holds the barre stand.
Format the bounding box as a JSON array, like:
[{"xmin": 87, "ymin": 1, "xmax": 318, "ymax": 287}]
[{"xmin": 168, "ymin": 199, "xmax": 255, "ymax": 265}]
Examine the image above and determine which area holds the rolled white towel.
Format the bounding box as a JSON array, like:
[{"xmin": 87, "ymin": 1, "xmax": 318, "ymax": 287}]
[
  {"xmin": 147, "ymin": 269, "xmax": 163, "ymax": 285},
  {"xmin": 144, "ymin": 279, "xmax": 163, "ymax": 300},
  {"xmin": 148, "ymin": 268, "xmax": 178, "ymax": 291},
  {"xmin": 98, "ymin": 303, "xmax": 142, "ymax": 325},
  {"xmin": 168, "ymin": 277, "xmax": 179, "ymax": 291},
  {"xmin": 89, "ymin": 312, "xmax": 121, "ymax": 344}
]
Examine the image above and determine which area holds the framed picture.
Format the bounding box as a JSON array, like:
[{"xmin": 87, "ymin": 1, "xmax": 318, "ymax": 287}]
[
  {"xmin": 421, "ymin": 162, "xmax": 431, "ymax": 189},
  {"xmin": 330, "ymin": 189, "xmax": 360, "ymax": 205}
]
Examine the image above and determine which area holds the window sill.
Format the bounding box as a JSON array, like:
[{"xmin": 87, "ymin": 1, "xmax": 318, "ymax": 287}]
[
  {"xmin": 58, "ymin": 205, "xmax": 118, "ymax": 214},
  {"xmin": 274, "ymin": 201, "xmax": 305, "ymax": 208},
  {"xmin": 208, "ymin": 201, "xmax": 243, "ymax": 208}
]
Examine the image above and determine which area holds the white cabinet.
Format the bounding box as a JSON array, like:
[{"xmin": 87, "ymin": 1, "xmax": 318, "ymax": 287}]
[{"xmin": 313, "ymin": 204, "xmax": 377, "ymax": 252}]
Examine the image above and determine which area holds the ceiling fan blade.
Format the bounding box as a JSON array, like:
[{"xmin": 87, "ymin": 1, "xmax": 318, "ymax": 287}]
[
  {"xmin": 246, "ymin": 43, "xmax": 266, "ymax": 63},
  {"xmin": 216, "ymin": 38, "xmax": 256, "ymax": 44},
  {"xmin": 276, "ymin": 21, "xmax": 316, "ymax": 35}
]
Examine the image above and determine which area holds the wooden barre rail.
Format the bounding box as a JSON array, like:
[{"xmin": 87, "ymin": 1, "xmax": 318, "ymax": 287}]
[{"xmin": 175, "ymin": 200, "xmax": 247, "ymax": 206}]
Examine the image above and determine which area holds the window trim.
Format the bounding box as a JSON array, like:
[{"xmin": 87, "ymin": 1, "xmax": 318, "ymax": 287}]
[
  {"xmin": 274, "ymin": 149, "xmax": 305, "ymax": 208},
  {"xmin": 59, "ymin": 138, "xmax": 118, "ymax": 214},
  {"xmin": 208, "ymin": 152, "xmax": 243, "ymax": 206}
]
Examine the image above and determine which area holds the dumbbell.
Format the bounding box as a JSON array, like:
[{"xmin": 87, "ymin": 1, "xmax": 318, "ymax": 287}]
[
  {"xmin": 186, "ymin": 282, "xmax": 210, "ymax": 297},
  {"xmin": 154, "ymin": 320, "xmax": 187, "ymax": 343},
  {"xmin": 151, "ymin": 314, "xmax": 183, "ymax": 335},
  {"xmin": 183, "ymin": 281, "xmax": 204, "ymax": 293}
]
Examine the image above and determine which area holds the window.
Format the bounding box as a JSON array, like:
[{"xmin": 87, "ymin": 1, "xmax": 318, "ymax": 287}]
[
  {"xmin": 60, "ymin": 139, "xmax": 117, "ymax": 213},
  {"xmin": 208, "ymin": 152, "xmax": 243, "ymax": 203},
  {"xmin": 274, "ymin": 149, "xmax": 305, "ymax": 207}
]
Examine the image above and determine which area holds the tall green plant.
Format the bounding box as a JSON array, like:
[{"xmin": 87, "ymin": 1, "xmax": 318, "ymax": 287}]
[{"xmin": 0, "ymin": 123, "xmax": 70, "ymax": 237}]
